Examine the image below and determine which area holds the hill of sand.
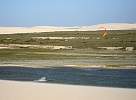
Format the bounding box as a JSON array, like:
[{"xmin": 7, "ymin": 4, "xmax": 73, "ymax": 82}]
[{"xmin": 0, "ymin": 23, "xmax": 136, "ymax": 34}]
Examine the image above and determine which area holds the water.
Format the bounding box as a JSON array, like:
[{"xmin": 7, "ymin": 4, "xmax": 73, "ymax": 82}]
[{"xmin": 0, "ymin": 66, "xmax": 136, "ymax": 88}]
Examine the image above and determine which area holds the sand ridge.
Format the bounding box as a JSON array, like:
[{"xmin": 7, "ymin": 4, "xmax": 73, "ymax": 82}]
[{"xmin": 0, "ymin": 23, "xmax": 136, "ymax": 34}]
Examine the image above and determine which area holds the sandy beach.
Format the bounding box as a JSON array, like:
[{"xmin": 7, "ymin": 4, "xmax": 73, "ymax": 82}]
[
  {"xmin": 0, "ymin": 80, "xmax": 136, "ymax": 100},
  {"xmin": 0, "ymin": 0, "xmax": 136, "ymax": 99}
]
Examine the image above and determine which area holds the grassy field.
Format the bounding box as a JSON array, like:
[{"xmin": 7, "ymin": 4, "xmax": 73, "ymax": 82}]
[
  {"xmin": 0, "ymin": 30, "xmax": 136, "ymax": 68},
  {"xmin": 0, "ymin": 30, "xmax": 136, "ymax": 48}
]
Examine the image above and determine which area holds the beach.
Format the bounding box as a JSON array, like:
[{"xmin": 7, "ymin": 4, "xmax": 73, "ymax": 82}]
[
  {"xmin": 0, "ymin": 80, "xmax": 136, "ymax": 100},
  {"xmin": 0, "ymin": 0, "xmax": 136, "ymax": 99}
]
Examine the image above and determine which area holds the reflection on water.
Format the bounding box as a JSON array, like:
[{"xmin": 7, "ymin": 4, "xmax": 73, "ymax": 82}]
[{"xmin": 0, "ymin": 66, "xmax": 136, "ymax": 88}]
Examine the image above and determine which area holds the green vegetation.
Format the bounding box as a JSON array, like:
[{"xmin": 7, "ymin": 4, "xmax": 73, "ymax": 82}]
[
  {"xmin": 0, "ymin": 30, "xmax": 136, "ymax": 68},
  {"xmin": 0, "ymin": 30, "xmax": 136, "ymax": 48}
]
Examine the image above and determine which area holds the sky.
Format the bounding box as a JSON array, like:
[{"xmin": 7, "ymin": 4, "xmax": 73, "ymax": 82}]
[{"xmin": 0, "ymin": 0, "xmax": 136, "ymax": 27}]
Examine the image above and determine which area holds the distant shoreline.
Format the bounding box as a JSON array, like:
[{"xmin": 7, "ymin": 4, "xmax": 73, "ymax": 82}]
[{"xmin": 0, "ymin": 62, "xmax": 136, "ymax": 69}]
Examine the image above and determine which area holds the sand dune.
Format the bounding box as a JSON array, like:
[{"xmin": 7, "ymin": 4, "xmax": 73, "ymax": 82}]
[
  {"xmin": 0, "ymin": 23, "xmax": 136, "ymax": 34},
  {"xmin": 0, "ymin": 80, "xmax": 136, "ymax": 100}
]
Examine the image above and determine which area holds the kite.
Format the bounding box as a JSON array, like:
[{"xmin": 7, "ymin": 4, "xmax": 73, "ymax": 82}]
[{"xmin": 99, "ymin": 27, "xmax": 108, "ymax": 37}]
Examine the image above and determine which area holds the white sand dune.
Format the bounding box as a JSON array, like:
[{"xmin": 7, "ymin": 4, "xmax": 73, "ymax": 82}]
[
  {"xmin": 0, "ymin": 80, "xmax": 136, "ymax": 100},
  {"xmin": 0, "ymin": 23, "xmax": 136, "ymax": 34}
]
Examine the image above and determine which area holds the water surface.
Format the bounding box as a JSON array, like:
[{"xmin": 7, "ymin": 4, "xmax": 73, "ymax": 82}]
[{"xmin": 0, "ymin": 66, "xmax": 136, "ymax": 88}]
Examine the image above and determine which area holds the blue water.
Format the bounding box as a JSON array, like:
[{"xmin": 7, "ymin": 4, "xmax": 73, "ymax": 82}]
[{"xmin": 0, "ymin": 66, "xmax": 136, "ymax": 88}]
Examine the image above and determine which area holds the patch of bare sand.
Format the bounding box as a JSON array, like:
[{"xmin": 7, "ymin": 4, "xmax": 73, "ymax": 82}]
[{"xmin": 0, "ymin": 80, "xmax": 136, "ymax": 100}]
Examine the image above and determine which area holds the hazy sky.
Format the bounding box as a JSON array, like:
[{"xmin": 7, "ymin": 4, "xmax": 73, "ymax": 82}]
[{"xmin": 0, "ymin": 0, "xmax": 136, "ymax": 26}]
